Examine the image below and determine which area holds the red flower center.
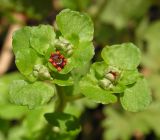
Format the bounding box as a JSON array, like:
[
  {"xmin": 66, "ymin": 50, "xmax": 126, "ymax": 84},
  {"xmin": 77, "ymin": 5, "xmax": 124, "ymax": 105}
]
[{"xmin": 49, "ymin": 51, "xmax": 67, "ymax": 71}]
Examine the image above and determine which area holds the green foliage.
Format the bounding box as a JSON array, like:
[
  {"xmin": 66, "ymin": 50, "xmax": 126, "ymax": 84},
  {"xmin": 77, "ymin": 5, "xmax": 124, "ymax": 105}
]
[
  {"xmin": 56, "ymin": 9, "xmax": 94, "ymax": 42},
  {"xmin": 101, "ymin": 43, "xmax": 141, "ymax": 70},
  {"xmin": 45, "ymin": 112, "xmax": 81, "ymax": 139},
  {"xmin": 30, "ymin": 25, "xmax": 56, "ymax": 55},
  {"xmin": 3, "ymin": 7, "xmax": 153, "ymax": 140},
  {"xmin": 12, "ymin": 9, "xmax": 94, "ymax": 80},
  {"xmin": 0, "ymin": 73, "xmax": 29, "ymax": 120},
  {"xmin": 9, "ymin": 80, "xmax": 55, "ymax": 109},
  {"xmin": 80, "ymin": 43, "xmax": 150, "ymax": 111},
  {"xmin": 120, "ymin": 78, "xmax": 152, "ymax": 112}
]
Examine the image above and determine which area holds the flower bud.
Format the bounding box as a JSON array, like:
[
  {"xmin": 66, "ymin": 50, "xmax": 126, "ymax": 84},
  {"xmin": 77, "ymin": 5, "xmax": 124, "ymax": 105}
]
[
  {"xmin": 55, "ymin": 37, "xmax": 73, "ymax": 56},
  {"xmin": 33, "ymin": 64, "xmax": 52, "ymax": 80},
  {"xmin": 67, "ymin": 49, "xmax": 73, "ymax": 56},
  {"xmin": 99, "ymin": 78, "xmax": 112, "ymax": 90},
  {"xmin": 105, "ymin": 73, "xmax": 115, "ymax": 81}
]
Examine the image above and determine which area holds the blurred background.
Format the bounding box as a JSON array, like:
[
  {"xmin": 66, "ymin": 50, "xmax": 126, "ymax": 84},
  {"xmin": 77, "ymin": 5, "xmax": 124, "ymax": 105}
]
[{"xmin": 0, "ymin": 0, "xmax": 160, "ymax": 140}]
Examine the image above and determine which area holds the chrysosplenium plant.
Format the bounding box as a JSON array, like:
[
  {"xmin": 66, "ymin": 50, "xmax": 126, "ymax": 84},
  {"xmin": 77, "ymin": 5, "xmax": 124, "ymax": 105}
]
[{"xmin": 10, "ymin": 9, "xmax": 151, "ymax": 139}]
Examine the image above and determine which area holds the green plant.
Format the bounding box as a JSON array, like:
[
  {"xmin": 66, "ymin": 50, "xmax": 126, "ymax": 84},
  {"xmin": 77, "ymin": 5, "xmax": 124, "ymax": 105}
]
[{"xmin": 9, "ymin": 9, "xmax": 151, "ymax": 139}]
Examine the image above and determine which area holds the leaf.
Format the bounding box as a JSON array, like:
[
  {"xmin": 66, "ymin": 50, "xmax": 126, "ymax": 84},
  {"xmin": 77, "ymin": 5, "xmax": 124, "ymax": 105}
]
[
  {"xmin": 101, "ymin": 43, "xmax": 141, "ymax": 70},
  {"xmin": 90, "ymin": 61, "xmax": 108, "ymax": 79},
  {"xmin": 9, "ymin": 80, "xmax": 55, "ymax": 109},
  {"xmin": 0, "ymin": 72, "xmax": 24, "ymax": 104},
  {"xmin": 80, "ymin": 76, "xmax": 117, "ymax": 104},
  {"xmin": 12, "ymin": 26, "xmax": 43, "ymax": 76},
  {"xmin": 118, "ymin": 69, "xmax": 140, "ymax": 85},
  {"xmin": 110, "ymin": 84, "xmax": 126, "ymax": 94},
  {"xmin": 120, "ymin": 78, "xmax": 152, "ymax": 112},
  {"xmin": 45, "ymin": 112, "xmax": 80, "ymax": 138},
  {"xmin": 30, "ymin": 25, "xmax": 56, "ymax": 55},
  {"xmin": 12, "ymin": 26, "xmax": 31, "ymax": 54},
  {"xmin": 56, "ymin": 9, "xmax": 94, "ymax": 42},
  {"xmin": 15, "ymin": 48, "xmax": 42, "ymax": 76},
  {"xmin": 73, "ymin": 41, "xmax": 94, "ymax": 67},
  {"xmin": 0, "ymin": 104, "xmax": 28, "ymax": 120}
]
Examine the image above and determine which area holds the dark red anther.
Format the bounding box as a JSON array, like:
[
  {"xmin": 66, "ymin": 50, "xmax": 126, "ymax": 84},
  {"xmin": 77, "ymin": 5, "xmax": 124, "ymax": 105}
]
[
  {"xmin": 56, "ymin": 51, "xmax": 60, "ymax": 55},
  {"xmin": 60, "ymin": 55, "xmax": 64, "ymax": 59},
  {"xmin": 52, "ymin": 62, "xmax": 57, "ymax": 66},
  {"xmin": 64, "ymin": 59, "xmax": 67, "ymax": 62},
  {"xmin": 49, "ymin": 51, "xmax": 67, "ymax": 72},
  {"xmin": 57, "ymin": 67, "xmax": 62, "ymax": 71},
  {"xmin": 49, "ymin": 58, "xmax": 53, "ymax": 63}
]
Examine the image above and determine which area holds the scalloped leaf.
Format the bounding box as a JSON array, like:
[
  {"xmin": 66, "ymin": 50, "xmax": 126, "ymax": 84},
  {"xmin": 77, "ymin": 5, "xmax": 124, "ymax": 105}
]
[
  {"xmin": 56, "ymin": 9, "xmax": 94, "ymax": 42},
  {"xmin": 118, "ymin": 70, "xmax": 140, "ymax": 85},
  {"xmin": 12, "ymin": 26, "xmax": 43, "ymax": 76},
  {"xmin": 12, "ymin": 26, "xmax": 31, "ymax": 53},
  {"xmin": 72, "ymin": 41, "xmax": 94, "ymax": 67},
  {"xmin": 120, "ymin": 78, "xmax": 152, "ymax": 112},
  {"xmin": 30, "ymin": 25, "xmax": 56, "ymax": 55},
  {"xmin": 101, "ymin": 43, "xmax": 141, "ymax": 70},
  {"xmin": 9, "ymin": 80, "xmax": 55, "ymax": 109}
]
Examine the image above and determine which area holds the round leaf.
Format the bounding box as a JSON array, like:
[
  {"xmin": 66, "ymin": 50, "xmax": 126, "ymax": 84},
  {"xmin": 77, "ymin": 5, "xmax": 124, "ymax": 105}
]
[
  {"xmin": 73, "ymin": 41, "xmax": 94, "ymax": 67},
  {"xmin": 118, "ymin": 70, "xmax": 140, "ymax": 85},
  {"xmin": 30, "ymin": 25, "xmax": 56, "ymax": 55},
  {"xmin": 12, "ymin": 26, "xmax": 31, "ymax": 54},
  {"xmin": 120, "ymin": 78, "xmax": 152, "ymax": 112},
  {"xmin": 9, "ymin": 80, "xmax": 55, "ymax": 109},
  {"xmin": 15, "ymin": 48, "xmax": 41, "ymax": 75},
  {"xmin": 56, "ymin": 9, "xmax": 94, "ymax": 42},
  {"xmin": 101, "ymin": 43, "xmax": 141, "ymax": 70}
]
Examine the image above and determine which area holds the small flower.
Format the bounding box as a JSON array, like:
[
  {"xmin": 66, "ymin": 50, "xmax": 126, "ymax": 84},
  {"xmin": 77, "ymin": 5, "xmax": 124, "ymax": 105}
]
[{"xmin": 49, "ymin": 51, "xmax": 67, "ymax": 72}]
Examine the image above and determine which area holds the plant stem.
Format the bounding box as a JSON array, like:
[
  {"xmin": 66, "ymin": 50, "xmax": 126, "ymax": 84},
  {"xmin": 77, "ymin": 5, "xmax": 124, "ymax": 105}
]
[
  {"xmin": 55, "ymin": 86, "xmax": 85, "ymax": 111},
  {"xmin": 55, "ymin": 86, "xmax": 67, "ymax": 112}
]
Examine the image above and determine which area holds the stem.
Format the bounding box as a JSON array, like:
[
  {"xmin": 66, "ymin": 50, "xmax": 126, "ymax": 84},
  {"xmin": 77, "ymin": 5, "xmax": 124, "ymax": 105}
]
[
  {"xmin": 55, "ymin": 86, "xmax": 85, "ymax": 112},
  {"xmin": 55, "ymin": 86, "xmax": 67, "ymax": 112}
]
